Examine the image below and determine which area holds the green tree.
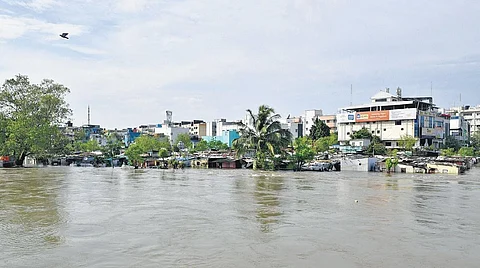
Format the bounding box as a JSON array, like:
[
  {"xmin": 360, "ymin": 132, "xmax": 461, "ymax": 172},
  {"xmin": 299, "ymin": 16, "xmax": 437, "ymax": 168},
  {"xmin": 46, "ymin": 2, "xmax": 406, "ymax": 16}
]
[
  {"xmin": 445, "ymin": 136, "xmax": 461, "ymax": 151},
  {"xmin": 309, "ymin": 118, "xmax": 330, "ymax": 140},
  {"xmin": 208, "ymin": 139, "xmax": 229, "ymax": 150},
  {"xmin": 124, "ymin": 135, "xmax": 171, "ymax": 165},
  {"xmin": 80, "ymin": 140, "xmax": 101, "ymax": 152},
  {"xmin": 159, "ymin": 147, "xmax": 170, "ymax": 160},
  {"xmin": 0, "ymin": 74, "xmax": 71, "ymax": 166},
  {"xmin": 233, "ymin": 105, "xmax": 292, "ymax": 170},
  {"xmin": 350, "ymin": 127, "xmax": 373, "ymax": 140},
  {"xmin": 102, "ymin": 134, "xmax": 123, "ymax": 158},
  {"xmin": 313, "ymin": 133, "xmax": 338, "ymax": 153},
  {"xmin": 398, "ymin": 135, "xmax": 417, "ymax": 151},
  {"xmin": 470, "ymin": 132, "xmax": 480, "ymax": 150},
  {"xmin": 124, "ymin": 143, "xmax": 144, "ymax": 166},
  {"xmin": 366, "ymin": 136, "xmax": 386, "ymax": 155},
  {"xmin": 440, "ymin": 148, "xmax": 456, "ymax": 157},
  {"xmin": 192, "ymin": 140, "xmax": 209, "ymax": 152},
  {"xmin": 458, "ymin": 147, "xmax": 475, "ymax": 156},
  {"xmin": 292, "ymin": 137, "xmax": 315, "ymax": 171},
  {"xmin": 175, "ymin": 133, "xmax": 192, "ymax": 150},
  {"xmin": 385, "ymin": 157, "xmax": 399, "ymax": 174}
]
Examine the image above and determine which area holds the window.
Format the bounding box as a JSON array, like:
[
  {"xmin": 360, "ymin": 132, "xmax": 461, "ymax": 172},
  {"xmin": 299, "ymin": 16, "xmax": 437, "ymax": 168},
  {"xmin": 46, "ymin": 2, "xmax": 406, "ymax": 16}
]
[
  {"xmin": 371, "ymin": 131, "xmax": 375, "ymax": 134},
  {"xmin": 401, "ymin": 128, "xmax": 404, "ymax": 131},
  {"xmin": 395, "ymin": 120, "xmax": 401, "ymax": 125},
  {"xmin": 377, "ymin": 130, "xmax": 380, "ymax": 134},
  {"xmin": 385, "ymin": 142, "xmax": 392, "ymax": 146},
  {"xmin": 347, "ymin": 132, "xmax": 350, "ymax": 135},
  {"xmin": 383, "ymin": 128, "xmax": 387, "ymax": 131}
]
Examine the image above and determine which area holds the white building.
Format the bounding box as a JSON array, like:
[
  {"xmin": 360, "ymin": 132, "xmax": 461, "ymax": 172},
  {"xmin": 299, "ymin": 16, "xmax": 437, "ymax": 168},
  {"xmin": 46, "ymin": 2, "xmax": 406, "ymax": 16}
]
[
  {"xmin": 336, "ymin": 90, "xmax": 447, "ymax": 149},
  {"xmin": 154, "ymin": 125, "xmax": 190, "ymax": 144},
  {"xmin": 446, "ymin": 105, "xmax": 480, "ymax": 136},
  {"xmin": 90, "ymin": 133, "xmax": 107, "ymax": 146},
  {"xmin": 205, "ymin": 121, "xmax": 217, "ymax": 137},
  {"xmin": 216, "ymin": 119, "xmax": 241, "ymax": 136},
  {"xmin": 303, "ymin": 109, "xmax": 323, "ymax": 137},
  {"xmin": 449, "ymin": 115, "xmax": 470, "ymax": 145},
  {"xmin": 279, "ymin": 117, "xmax": 303, "ymax": 140}
]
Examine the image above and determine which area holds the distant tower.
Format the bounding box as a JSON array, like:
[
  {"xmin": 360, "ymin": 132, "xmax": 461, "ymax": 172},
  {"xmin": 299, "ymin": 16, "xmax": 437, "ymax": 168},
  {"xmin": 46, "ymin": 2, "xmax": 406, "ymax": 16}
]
[
  {"xmin": 88, "ymin": 105, "xmax": 91, "ymax": 125},
  {"xmin": 165, "ymin": 110, "xmax": 173, "ymax": 126},
  {"xmin": 396, "ymin": 87, "xmax": 402, "ymax": 98}
]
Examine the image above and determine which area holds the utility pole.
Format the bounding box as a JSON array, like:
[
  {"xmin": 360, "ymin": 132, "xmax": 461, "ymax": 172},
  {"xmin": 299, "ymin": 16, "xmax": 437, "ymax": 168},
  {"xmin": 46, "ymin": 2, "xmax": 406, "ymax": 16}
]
[{"xmin": 88, "ymin": 105, "xmax": 91, "ymax": 125}]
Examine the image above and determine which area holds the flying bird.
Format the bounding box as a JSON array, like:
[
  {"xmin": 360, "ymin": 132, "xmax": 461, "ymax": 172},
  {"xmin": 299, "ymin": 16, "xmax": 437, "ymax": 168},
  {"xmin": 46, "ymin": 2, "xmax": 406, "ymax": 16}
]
[{"xmin": 59, "ymin": 33, "xmax": 69, "ymax": 39}]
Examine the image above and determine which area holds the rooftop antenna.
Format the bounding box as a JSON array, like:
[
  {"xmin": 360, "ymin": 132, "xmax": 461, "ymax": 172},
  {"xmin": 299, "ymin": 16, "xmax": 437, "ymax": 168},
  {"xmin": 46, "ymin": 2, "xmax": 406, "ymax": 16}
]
[
  {"xmin": 430, "ymin": 81, "xmax": 433, "ymax": 97},
  {"xmin": 88, "ymin": 105, "xmax": 91, "ymax": 125}
]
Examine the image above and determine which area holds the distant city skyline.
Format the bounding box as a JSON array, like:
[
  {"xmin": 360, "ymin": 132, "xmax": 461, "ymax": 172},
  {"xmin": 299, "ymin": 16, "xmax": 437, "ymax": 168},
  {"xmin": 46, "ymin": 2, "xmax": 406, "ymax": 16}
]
[{"xmin": 1, "ymin": 0, "xmax": 479, "ymax": 129}]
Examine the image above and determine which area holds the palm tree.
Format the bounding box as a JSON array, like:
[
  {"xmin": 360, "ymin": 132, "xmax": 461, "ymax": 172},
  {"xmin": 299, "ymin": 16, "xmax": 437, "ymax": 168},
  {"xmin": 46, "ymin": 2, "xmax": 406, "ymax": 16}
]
[{"xmin": 233, "ymin": 105, "xmax": 292, "ymax": 170}]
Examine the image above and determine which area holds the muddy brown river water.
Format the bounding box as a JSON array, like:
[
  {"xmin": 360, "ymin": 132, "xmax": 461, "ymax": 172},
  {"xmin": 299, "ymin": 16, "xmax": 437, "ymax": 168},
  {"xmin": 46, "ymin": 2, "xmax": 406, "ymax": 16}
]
[{"xmin": 1, "ymin": 167, "xmax": 479, "ymax": 267}]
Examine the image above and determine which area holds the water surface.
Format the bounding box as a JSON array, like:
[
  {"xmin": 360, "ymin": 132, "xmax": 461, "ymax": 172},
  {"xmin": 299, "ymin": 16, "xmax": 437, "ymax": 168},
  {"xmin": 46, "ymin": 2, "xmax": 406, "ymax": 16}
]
[{"xmin": 1, "ymin": 167, "xmax": 479, "ymax": 267}]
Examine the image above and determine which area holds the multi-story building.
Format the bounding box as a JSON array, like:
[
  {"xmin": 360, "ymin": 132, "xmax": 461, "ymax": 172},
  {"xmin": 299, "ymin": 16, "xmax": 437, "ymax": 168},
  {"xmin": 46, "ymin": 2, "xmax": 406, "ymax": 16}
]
[
  {"xmin": 279, "ymin": 116, "xmax": 303, "ymax": 140},
  {"xmin": 303, "ymin": 109, "xmax": 323, "ymax": 137},
  {"xmin": 201, "ymin": 129, "xmax": 240, "ymax": 148},
  {"xmin": 154, "ymin": 124, "xmax": 190, "ymax": 144},
  {"xmin": 216, "ymin": 119, "xmax": 241, "ymax": 136},
  {"xmin": 449, "ymin": 115, "xmax": 470, "ymax": 145},
  {"xmin": 138, "ymin": 124, "xmax": 158, "ymax": 134},
  {"xmin": 205, "ymin": 121, "xmax": 217, "ymax": 137},
  {"xmin": 190, "ymin": 121, "xmax": 207, "ymax": 139},
  {"xmin": 446, "ymin": 105, "xmax": 480, "ymax": 136},
  {"xmin": 336, "ymin": 89, "xmax": 446, "ymax": 149},
  {"xmin": 318, "ymin": 115, "xmax": 337, "ymax": 133}
]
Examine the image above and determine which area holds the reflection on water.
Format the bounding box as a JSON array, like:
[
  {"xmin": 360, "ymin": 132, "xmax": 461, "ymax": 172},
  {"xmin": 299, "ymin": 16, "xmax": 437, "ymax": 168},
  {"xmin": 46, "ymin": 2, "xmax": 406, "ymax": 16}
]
[
  {"xmin": 0, "ymin": 169, "xmax": 65, "ymax": 259},
  {"xmin": 254, "ymin": 175, "xmax": 284, "ymax": 232},
  {"xmin": 0, "ymin": 167, "xmax": 480, "ymax": 267}
]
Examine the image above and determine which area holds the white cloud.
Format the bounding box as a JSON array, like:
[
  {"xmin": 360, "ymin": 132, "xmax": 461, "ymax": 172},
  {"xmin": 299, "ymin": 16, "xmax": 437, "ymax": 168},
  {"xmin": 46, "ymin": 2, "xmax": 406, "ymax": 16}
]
[
  {"xmin": 0, "ymin": 15, "xmax": 87, "ymax": 40},
  {"xmin": 53, "ymin": 43, "xmax": 105, "ymax": 55},
  {"xmin": 2, "ymin": 0, "xmax": 61, "ymax": 12},
  {"xmin": 115, "ymin": 0, "xmax": 151, "ymax": 13},
  {"xmin": 1, "ymin": 0, "xmax": 480, "ymax": 128}
]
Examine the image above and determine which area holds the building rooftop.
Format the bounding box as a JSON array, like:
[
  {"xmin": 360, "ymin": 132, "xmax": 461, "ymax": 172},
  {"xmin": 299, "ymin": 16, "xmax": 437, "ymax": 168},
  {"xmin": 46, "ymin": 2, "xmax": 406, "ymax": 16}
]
[
  {"xmin": 370, "ymin": 91, "xmax": 398, "ymax": 101},
  {"xmin": 342, "ymin": 100, "xmax": 415, "ymax": 111}
]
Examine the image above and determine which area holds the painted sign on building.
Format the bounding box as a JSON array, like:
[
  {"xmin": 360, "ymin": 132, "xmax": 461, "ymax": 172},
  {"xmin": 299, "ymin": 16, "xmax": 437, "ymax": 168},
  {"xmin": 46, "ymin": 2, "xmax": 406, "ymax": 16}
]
[
  {"xmin": 336, "ymin": 113, "xmax": 356, "ymax": 123},
  {"xmin": 421, "ymin": 127, "xmax": 444, "ymax": 139},
  {"xmin": 355, "ymin": 111, "xmax": 390, "ymax": 122},
  {"xmin": 389, "ymin": 108, "xmax": 417, "ymax": 121}
]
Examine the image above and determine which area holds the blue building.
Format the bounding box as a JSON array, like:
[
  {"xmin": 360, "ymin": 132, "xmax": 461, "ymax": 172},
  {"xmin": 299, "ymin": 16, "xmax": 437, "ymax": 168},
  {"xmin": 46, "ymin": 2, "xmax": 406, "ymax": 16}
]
[
  {"xmin": 202, "ymin": 129, "xmax": 240, "ymax": 148},
  {"xmin": 124, "ymin": 128, "xmax": 141, "ymax": 147}
]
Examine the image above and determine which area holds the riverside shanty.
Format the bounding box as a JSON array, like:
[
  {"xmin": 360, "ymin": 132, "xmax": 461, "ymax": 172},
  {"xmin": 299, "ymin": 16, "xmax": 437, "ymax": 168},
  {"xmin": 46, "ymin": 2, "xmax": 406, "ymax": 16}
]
[{"xmin": 337, "ymin": 154, "xmax": 478, "ymax": 175}]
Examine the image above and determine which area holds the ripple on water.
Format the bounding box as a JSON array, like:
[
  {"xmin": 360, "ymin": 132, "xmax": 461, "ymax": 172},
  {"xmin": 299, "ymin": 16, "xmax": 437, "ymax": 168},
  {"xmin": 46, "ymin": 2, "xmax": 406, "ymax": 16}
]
[{"xmin": 67, "ymin": 223, "xmax": 107, "ymax": 238}]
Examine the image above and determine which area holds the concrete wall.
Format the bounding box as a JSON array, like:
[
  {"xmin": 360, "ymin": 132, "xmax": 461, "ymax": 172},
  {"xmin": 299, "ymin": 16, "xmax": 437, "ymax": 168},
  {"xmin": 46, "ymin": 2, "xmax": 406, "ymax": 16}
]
[{"xmin": 340, "ymin": 157, "xmax": 377, "ymax": 172}]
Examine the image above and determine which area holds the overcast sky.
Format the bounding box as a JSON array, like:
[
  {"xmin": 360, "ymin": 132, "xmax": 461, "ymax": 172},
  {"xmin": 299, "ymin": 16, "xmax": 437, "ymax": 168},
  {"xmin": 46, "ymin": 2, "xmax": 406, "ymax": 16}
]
[{"xmin": 1, "ymin": 0, "xmax": 479, "ymax": 129}]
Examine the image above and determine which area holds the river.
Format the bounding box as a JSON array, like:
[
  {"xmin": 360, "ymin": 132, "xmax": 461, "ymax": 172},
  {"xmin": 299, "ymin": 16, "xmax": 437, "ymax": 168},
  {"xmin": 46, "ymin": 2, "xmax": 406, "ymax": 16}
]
[{"xmin": 0, "ymin": 167, "xmax": 479, "ymax": 268}]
